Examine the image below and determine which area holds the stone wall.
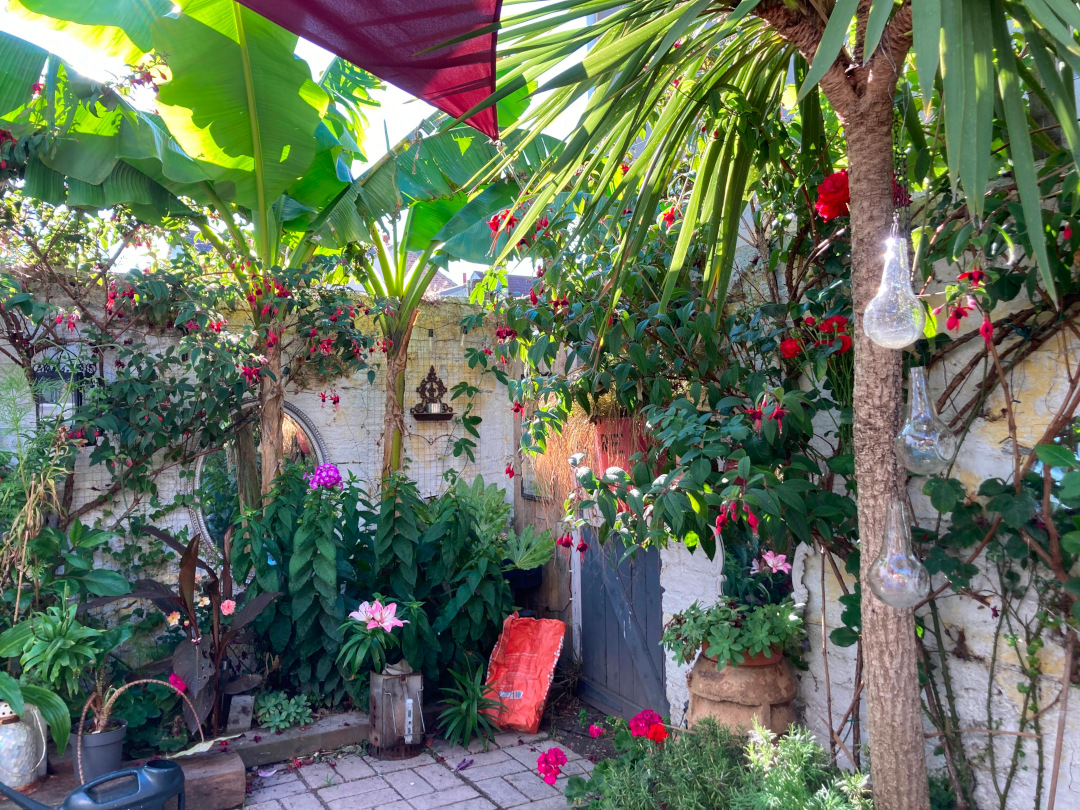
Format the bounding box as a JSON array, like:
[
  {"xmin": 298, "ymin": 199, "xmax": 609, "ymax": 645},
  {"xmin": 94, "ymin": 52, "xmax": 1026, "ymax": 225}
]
[{"xmin": 16, "ymin": 297, "xmax": 515, "ymax": 541}]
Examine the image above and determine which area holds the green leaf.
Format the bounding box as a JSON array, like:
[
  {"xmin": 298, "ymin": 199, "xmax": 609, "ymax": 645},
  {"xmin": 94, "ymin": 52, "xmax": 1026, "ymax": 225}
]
[
  {"xmin": 0, "ymin": 672, "xmax": 24, "ymax": 716},
  {"xmin": 19, "ymin": 684, "xmax": 70, "ymax": 754},
  {"xmin": 1034, "ymin": 444, "xmax": 1077, "ymax": 469},
  {"xmin": 923, "ymin": 477, "xmax": 965, "ymax": 514},
  {"xmin": 1061, "ymin": 531, "xmax": 1080, "ymax": 556},
  {"xmin": 861, "ymin": 0, "xmax": 897, "ymax": 62},
  {"xmin": 798, "ymin": 0, "xmax": 858, "ymax": 101}
]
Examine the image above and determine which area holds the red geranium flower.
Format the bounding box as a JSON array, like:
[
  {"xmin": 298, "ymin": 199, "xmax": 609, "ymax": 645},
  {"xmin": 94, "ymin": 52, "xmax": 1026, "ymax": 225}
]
[
  {"xmin": 815, "ymin": 170, "xmax": 850, "ymax": 221},
  {"xmin": 645, "ymin": 723, "xmax": 669, "ymax": 745},
  {"xmin": 629, "ymin": 709, "xmax": 663, "ymax": 737},
  {"xmin": 780, "ymin": 338, "xmax": 801, "ymax": 359}
]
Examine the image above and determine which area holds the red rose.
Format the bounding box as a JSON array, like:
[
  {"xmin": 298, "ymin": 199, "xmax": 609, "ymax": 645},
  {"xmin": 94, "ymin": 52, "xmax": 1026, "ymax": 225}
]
[
  {"xmin": 815, "ymin": 170, "xmax": 850, "ymax": 221},
  {"xmin": 780, "ymin": 338, "xmax": 801, "ymax": 359},
  {"xmin": 837, "ymin": 334, "xmax": 852, "ymax": 354}
]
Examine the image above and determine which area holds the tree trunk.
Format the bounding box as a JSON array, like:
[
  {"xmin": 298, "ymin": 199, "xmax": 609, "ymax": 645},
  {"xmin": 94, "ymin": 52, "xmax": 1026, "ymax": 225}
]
[
  {"xmin": 258, "ymin": 342, "xmax": 284, "ymax": 497},
  {"xmin": 235, "ymin": 415, "xmax": 261, "ymax": 514},
  {"xmin": 844, "ymin": 106, "xmax": 930, "ymax": 810},
  {"xmin": 381, "ymin": 313, "xmax": 418, "ymax": 479}
]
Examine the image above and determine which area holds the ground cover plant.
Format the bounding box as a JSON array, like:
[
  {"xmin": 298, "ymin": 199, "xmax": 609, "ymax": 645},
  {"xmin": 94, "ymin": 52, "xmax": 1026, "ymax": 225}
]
[{"xmin": 564, "ymin": 716, "xmax": 871, "ymax": 810}]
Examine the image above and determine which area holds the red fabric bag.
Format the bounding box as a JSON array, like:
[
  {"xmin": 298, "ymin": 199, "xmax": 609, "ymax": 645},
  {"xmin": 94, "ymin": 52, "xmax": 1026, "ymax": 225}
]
[{"xmin": 483, "ymin": 613, "xmax": 566, "ymax": 733}]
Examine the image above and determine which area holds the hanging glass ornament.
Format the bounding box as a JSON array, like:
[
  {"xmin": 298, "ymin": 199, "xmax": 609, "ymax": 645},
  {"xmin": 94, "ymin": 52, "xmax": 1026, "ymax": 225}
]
[
  {"xmin": 867, "ymin": 497, "xmax": 930, "ymax": 608},
  {"xmin": 863, "ymin": 233, "xmax": 926, "ymax": 349},
  {"xmin": 895, "ymin": 366, "xmax": 957, "ymax": 475}
]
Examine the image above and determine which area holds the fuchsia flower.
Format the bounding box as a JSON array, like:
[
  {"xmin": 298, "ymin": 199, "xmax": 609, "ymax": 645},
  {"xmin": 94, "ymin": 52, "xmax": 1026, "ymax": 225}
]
[
  {"xmin": 511, "ymin": 401, "xmax": 525, "ymax": 416},
  {"xmin": 536, "ymin": 748, "xmax": 567, "ymax": 785},
  {"xmin": 945, "ymin": 303, "xmax": 972, "ymax": 332},
  {"xmin": 168, "ymin": 673, "xmax": 187, "ymax": 693},
  {"xmin": 220, "ymin": 599, "xmax": 236, "ymax": 616},
  {"xmin": 661, "ymin": 206, "xmax": 679, "ymax": 228},
  {"xmin": 505, "ymin": 464, "xmax": 515, "ymax": 479},
  {"xmin": 556, "ymin": 533, "xmax": 574, "ymax": 549},
  {"xmin": 588, "ymin": 724, "xmax": 604, "ymax": 738},
  {"xmin": 979, "ymin": 316, "xmax": 994, "ymax": 347},
  {"xmin": 576, "ymin": 538, "xmax": 589, "ymax": 559},
  {"xmin": 1063, "ymin": 223, "xmax": 1073, "ymax": 241},
  {"xmin": 958, "ymin": 268, "xmax": 986, "ymax": 286}
]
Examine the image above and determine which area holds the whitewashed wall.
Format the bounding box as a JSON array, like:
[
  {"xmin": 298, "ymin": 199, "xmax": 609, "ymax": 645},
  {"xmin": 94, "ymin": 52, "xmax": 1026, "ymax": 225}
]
[{"xmin": 658, "ymin": 278, "xmax": 1080, "ymax": 809}]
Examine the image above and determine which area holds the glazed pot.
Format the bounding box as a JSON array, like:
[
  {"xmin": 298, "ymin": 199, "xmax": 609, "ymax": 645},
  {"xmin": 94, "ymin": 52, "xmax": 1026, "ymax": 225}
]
[{"xmin": 77, "ymin": 720, "xmax": 127, "ymax": 783}]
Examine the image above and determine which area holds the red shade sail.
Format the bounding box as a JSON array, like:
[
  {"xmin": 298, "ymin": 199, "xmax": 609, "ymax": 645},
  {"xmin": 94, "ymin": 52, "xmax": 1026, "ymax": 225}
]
[{"xmin": 237, "ymin": 0, "xmax": 501, "ymax": 139}]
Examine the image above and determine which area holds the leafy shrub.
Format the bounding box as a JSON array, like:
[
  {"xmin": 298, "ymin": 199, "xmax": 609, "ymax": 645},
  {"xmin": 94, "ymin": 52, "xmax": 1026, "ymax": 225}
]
[
  {"xmin": 234, "ymin": 471, "xmax": 551, "ymax": 703},
  {"xmin": 661, "ymin": 598, "xmax": 803, "ymax": 668},
  {"xmin": 565, "ymin": 719, "xmax": 871, "ymax": 810},
  {"xmin": 255, "ymin": 691, "xmax": 313, "ymax": 733},
  {"xmin": 436, "ymin": 664, "xmax": 504, "ymax": 749}
]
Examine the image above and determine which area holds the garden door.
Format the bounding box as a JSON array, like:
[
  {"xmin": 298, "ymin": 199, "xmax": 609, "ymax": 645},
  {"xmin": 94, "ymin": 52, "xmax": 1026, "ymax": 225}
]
[{"xmin": 577, "ymin": 528, "xmax": 668, "ymax": 718}]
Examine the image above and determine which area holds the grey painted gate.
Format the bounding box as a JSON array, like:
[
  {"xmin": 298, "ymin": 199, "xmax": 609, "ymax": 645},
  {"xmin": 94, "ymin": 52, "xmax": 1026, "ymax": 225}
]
[{"xmin": 577, "ymin": 529, "xmax": 669, "ymax": 718}]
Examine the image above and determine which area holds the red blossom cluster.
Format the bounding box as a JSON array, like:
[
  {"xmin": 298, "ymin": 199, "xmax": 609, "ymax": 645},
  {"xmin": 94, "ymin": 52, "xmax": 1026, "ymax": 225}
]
[
  {"xmin": 556, "ymin": 533, "xmax": 573, "ymax": 549},
  {"xmin": 714, "ymin": 500, "xmax": 758, "ymax": 535},
  {"xmin": 319, "ymin": 390, "xmax": 341, "ymax": 408},
  {"xmin": 536, "ymin": 748, "xmax": 567, "ymax": 785},
  {"xmin": 495, "ymin": 326, "xmax": 517, "ymax": 344},
  {"xmin": 815, "ymin": 170, "xmax": 849, "ymax": 220},
  {"xmin": 505, "ymin": 463, "xmax": 515, "ymax": 479},
  {"xmin": 488, "ymin": 209, "xmax": 519, "ymax": 234},
  {"xmin": 661, "ymin": 206, "xmax": 679, "ymax": 228},
  {"xmin": 240, "ymin": 365, "xmax": 261, "ymax": 385},
  {"xmin": 265, "ymin": 330, "xmax": 279, "ymax": 349},
  {"xmin": 957, "ymin": 268, "xmax": 986, "ymax": 286},
  {"xmin": 529, "ymin": 283, "xmax": 544, "ymax": 305},
  {"xmin": 781, "ymin": 314, "xmax": 852, "ymax": 358},
  {"xmin": 629, "ymin": 709, "xmax": 668, "ymax": 744},
  {"xmin": 54, "ymin": 309, "xmax": 80, "ymax": 332},
  {"xmin": 552, "ymin": 295, "xmax": 571, "ymax": 314}
]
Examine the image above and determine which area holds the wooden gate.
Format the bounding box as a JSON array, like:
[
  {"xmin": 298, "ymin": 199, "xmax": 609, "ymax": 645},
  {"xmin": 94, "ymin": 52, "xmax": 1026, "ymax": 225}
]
[{"xmin": 577, "ymin": 529, "xmax": 669, "ymax": 718}]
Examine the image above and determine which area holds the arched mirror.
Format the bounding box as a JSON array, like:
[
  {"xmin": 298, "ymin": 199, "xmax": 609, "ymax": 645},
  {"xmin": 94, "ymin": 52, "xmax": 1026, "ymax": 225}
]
[{"xmin": 189, "ymin": 402, "xmax": 327, "ymax": 548}]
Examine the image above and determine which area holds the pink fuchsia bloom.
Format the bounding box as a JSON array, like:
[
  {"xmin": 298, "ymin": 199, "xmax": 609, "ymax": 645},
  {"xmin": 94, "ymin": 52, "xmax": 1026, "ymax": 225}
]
[
  {"xmin": 958, "ymin": 268, "xmax": 986, "ymax": 286},
  {"xmin": 760, "ymin": 550, "xmax": 792, "ymax": 575},
  {"xmin": 979, "ymin": 316, "xmax": 994, "ymax": 347},
  {"xmin": 556, "ymin": 533, "xmax": 574, "ymax": 549},
  {"xmin": 588, "ymin": 724, "xmax": 605, "ymax": 738},
  {"xmin": 168, "ymin": 673, "xmax": 187, "ymax": 693},
  {"xmin": 661, "ymin": 206, "xmax": 679, "ymax": 228},
  {"xmin": 746, "ymin": 509, "xmax": 759, "ymax": 536},
  {"xmin": 945, "ymin": 303, "xmax": 972, "ymax": 332},
  {"xmin": 629, "ymin": 709, "xmax": 663, "ymax": 737},
  {"xmin": 576, "ymin": 538, "xmax": 589, "ymax": 559},
  {"xmin": 307, "ymin": 463, "xmax": 343, "ymax": 490},
  {"xmin": 220, "ymin": 599, "xmax": 236, "ymax": 616},
  {"xmin": 505, "ymin": 464, "xmax": 515, "ymax": 479},
  {"xmin": 536, "ymin": 748, "xmax": 568, "ymax": 785},
  {"xmin": 1063, "ymin": 223, "xmax": 1073, "ymax": 241}
]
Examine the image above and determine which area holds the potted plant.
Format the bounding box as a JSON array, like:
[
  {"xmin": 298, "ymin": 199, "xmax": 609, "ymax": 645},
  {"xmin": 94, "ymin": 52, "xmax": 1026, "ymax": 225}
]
[{"xmin": 661, "ymin": 542, "xmax": 804, "ymax": 732}]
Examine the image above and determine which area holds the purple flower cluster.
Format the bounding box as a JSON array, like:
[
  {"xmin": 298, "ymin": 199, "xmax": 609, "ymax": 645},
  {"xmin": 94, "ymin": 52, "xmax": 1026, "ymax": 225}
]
[{"xmin": 307, "ymin": 463, "xmax": 343, "ymax": 490}]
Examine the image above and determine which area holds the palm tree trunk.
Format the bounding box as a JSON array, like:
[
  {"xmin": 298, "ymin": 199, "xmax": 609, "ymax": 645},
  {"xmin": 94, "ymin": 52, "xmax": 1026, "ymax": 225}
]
[{"xmin": 846, "ymin": 110, "xmax": 930, "ymax": 810}]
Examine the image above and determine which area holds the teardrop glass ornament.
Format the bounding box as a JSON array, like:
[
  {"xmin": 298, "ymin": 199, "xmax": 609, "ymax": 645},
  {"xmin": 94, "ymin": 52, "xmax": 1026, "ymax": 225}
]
[
  {"xmin": 867, "ymin": 497, "xmax": 930, "ymax": 608},
  {"xmin": 864, "ymin": 236, "xmax": 926, "ymax": 349},
  {"xmin": 895, "ymin": 366, "xmax": 958, "ymax": 475}
]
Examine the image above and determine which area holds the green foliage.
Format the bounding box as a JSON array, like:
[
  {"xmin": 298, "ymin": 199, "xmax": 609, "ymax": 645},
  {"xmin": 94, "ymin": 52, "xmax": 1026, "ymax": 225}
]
[
  {"xmin": 661, "ymin": 598, "xmax": 803, "ymax": 669},
  {"xmin": 110, "ymin": 680, "xmax": 190, "ymax": 757},
  {"xmin": 255, "ymin": 691, "xmax": 313, "ymax": 733},
  {"xmin": 436, "ymin": 664, "xmax": 503, "ymax": 750},
  {"xmin": 565, "ymin": 719, "xmax": 870, "ymax": 810},
  {"xmin": 235, "ymin": 471, "xmax": 532, "ymax": 701}
]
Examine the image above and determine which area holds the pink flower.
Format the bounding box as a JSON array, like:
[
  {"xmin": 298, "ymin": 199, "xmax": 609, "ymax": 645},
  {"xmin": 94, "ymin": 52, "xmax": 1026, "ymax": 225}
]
[
  {"xmin": 588, "ymin": 724, "xmax": 604, "ymax": 738},
  {"xmin": 505, "ymin": 464, "xmax": 515, "ymax": 479},
  {"xmin": 629, "ymin": 709, "xmax": 663, "ymax": 737},
  {"xmin": 220, "ymin": 599, "xmax": 236, "ymax": 616},
  {"xmin": 349, "ymin": 601, "xmax": 374, "ymax": 624},
  {"xmin": 168, "ymin": 673, "xmax": 187, "ymax": 693},
  {"xmin": 359, "ymin": 600, "xmax": 408, "ymax": 632},
  {"xmin": 760, "ymin": 550, "xmax": 792, "ymax": 575},
  {"xmin": 979, "ymin": 316, "xmax": 994, "ymax": 346},
  {"xmin": 536, "ymin": 748, "xmax": 567, "ymax": 785},
  {"xmin": 1063, "ymin": 223, "xmax": 1073, "ymax": 241}
]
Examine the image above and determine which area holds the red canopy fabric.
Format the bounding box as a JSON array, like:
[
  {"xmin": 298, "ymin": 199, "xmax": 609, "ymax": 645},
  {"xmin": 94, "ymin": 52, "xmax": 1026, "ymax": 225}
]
[{"xmin": 237, "ymin": 0, "xmax": 501, "ymax": 139}]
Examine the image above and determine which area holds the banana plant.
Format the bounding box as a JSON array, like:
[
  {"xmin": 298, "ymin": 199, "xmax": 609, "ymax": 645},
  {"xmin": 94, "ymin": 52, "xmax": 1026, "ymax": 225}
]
[{"xmin": 1, "ymin": 0, "xmax": 379, "ymax": 495}]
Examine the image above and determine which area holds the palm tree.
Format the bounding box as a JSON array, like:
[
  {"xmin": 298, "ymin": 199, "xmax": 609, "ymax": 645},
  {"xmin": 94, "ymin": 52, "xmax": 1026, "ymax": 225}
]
[{"xmin": 471, "ymin": 3, "xmax": 1080, "ymax": 808}]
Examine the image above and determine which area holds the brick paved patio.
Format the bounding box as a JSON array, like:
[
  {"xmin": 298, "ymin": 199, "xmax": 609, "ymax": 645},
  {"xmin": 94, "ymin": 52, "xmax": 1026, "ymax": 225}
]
[{"xmin": 241, "ymin": 733, "xmax": 589, "ymax": 810}]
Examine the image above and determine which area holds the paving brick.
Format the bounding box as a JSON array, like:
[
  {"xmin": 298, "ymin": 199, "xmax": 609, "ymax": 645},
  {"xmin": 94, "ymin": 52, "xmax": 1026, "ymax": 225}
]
[
  {"xmin": 287, "ymin": 794, "xmax": 328, "ymax": 810},
  {"xmin": 317, "ymin": 775, "xmax": 393, "ymax": 803},
  {"xmin": 333, "ymin": 755, "xmax": 376, "ymax": 781},
  {"xmin": 472, "ymin": 776, "xmax": 531, "ymax": 807},
  {"xmin": 299, "ymin": 762, "xmax": 344, "ymax": 788},
  {"xmin": 406, "ymin": 785, "xmax": 482, "ymax": 809},
  {"xmin": 383, "ymin": 769, "xmax": 435, "ymax": 798},
  {"xmin": 254, "ymin": 768, "xmax": 302, "ymax": 787},
  {"xmin": 247, "ymin": 778, "xmax": 313, "ymax": 803},
  {"xmin": 324, "ymin": 787, "xmax": 403, "ymax": 810},
  {"xmin": 492, "ymin": 732, "xmax": 547, "ymax": 748},
  {"xmin": 411, "ymin": 763, "xmax": 467, "ymax": 790},
  {"xmin": 503, "ymin": 741, "xmax": 576, "ymax": 767},
  {"xmin": 518, "ymin": 798, "xmax": 571, "ymax": 810},
  {"xmin": 441, "ymin": 799, "xmax": 497, "ymax": 810},
  {"xmin": 368, "ymin": 754, "xmax": 431, "ymax": 774},
  {"xmin": 457, "ymin": 757, "xmax": 528, "ymax": 782},
  {"xmin": 244, "ymin": 801, "xmax": 283, "ymax": 810},
  {"xmin": 458, "ymin": 749, "xmax": 513, "ymax": 768},
  {"xmin": 502, "ymin": 771, "xmax": 560, "ymax": 802}
]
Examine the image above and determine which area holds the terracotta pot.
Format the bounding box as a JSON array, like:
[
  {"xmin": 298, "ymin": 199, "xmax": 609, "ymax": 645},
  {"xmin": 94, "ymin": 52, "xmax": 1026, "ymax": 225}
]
[
  {"xmin": 699, "ymin": 644, "xmax": 782, "ymax": 668},
  {"xmin": 687, "ymin": 651, "xmax": 797, "ymax": 734}
]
